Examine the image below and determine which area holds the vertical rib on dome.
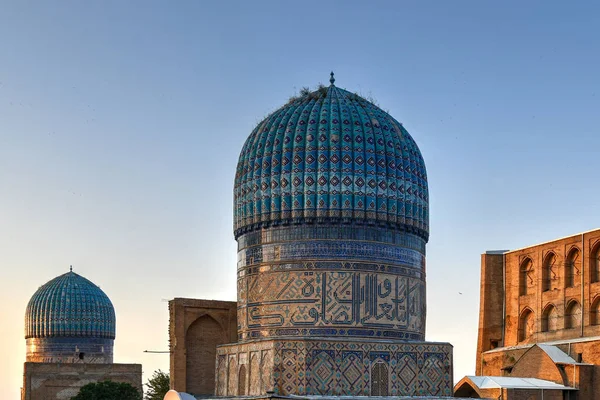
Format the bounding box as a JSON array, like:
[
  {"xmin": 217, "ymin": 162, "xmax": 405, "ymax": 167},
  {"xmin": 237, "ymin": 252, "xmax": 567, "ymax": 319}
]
[
  {"xmin": 233, "ymin": 85, "xmax": 429, "ymax": 241},
  {"xmin": 25, "ymin": 271, "xmax": 116, "ymax": 339}
]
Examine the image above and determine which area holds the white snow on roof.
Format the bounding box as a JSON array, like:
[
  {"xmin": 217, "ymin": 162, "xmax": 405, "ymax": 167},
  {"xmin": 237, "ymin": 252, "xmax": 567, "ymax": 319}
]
[{"xmin": 466, "ymin": 376, "xmax": 576, "ymax": 390}]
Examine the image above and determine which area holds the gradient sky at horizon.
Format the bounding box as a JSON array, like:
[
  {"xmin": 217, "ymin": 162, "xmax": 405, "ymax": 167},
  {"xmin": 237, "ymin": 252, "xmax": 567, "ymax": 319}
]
[{"xmin": 1, "ymin": 1, "xmax": 600, "ymax": 398}]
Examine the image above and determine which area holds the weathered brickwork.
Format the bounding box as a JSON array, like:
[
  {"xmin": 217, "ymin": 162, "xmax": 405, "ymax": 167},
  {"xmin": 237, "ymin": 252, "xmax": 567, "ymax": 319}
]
[
  {"xmin": 168, "ymin": 298, "xmax": 237, "ymax": 396},
  {"xmin": 470, "ymin": 229, "xmax": 600, "ymax": 399},
  {"xmin": 477, "ymin": 229, "xmax": 600, "ymax": 360},
  {"xmin": 21, "ymin": 362, "xmax": 142, "ymax": 400},
  {"xmin": 216, "ymin": 339, "xmax": 453, "ymax": 397}
]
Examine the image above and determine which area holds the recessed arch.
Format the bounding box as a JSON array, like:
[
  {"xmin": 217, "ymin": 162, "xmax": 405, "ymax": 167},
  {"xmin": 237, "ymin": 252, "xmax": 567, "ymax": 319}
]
[
  {"xmin": 185, "ymin": 315, "xmax": 226, "ymax": 396},
  {"xmin": 518, "ymin": 307, "xmax": 535, "ymax": 342},
  {"xmin": 590, "ymin": 295, "xmax": 600, "ymax": 326},
  {"xmin": 565, "ymin": 299, "xmax": 582, "ymax": 329},
  {"xmin": 541, "ymin": 303, "xmax": 559, "ymax": 332},
  {"xmin": 591, "ymin": 241, "xmax": 600, "ymax": 283},
  {"xmin": 519, "ymin": 257, "xmax": 534, "ymax": 296},
  {"xmin": 238, "ymin": 364, "xmax": 247, "ymax": 395},
  {"xmin": 261, "ymin": 350, "xmax": 273, "ymax": 394},
  {"xmin": 542, "ymin": 252, "xmax": 557, "ymax": 291},
  {"xmin": 227, "ymin": 356, "xmax": 238, "ymax": 396},
  {"xmin": 565, "ymin": 247, "xmax": 581, "ymax": 288},
  {"xmin": 249, "ymin": 353, "xmax": 260, "ymax": 395}
]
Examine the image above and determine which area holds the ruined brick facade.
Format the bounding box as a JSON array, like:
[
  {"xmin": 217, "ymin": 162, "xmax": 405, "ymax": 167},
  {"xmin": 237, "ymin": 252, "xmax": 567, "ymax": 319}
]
[{"xmin": 470, "ymin": 229, "xmax": 600, "ymax": 399}]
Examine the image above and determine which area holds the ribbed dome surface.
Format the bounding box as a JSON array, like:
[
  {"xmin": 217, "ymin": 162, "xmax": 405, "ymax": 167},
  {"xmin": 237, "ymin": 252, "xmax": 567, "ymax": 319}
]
[
  {"xmin": 25, "ymin": 271, "xmax": 115, "ymax": 339},
  {"xmin": 234, "ymin": 82, "xmax": 429, "ymax": 241}
]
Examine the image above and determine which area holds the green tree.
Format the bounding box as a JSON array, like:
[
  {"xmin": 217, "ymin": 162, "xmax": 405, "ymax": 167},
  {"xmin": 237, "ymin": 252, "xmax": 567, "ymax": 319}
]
[
  {"xmin": 144, "ymin": 370, "xmax": 170, "ymax": 400},
  {"xmin": 71, "ymin": 380, "xmax": 142, "ymax": 400}
]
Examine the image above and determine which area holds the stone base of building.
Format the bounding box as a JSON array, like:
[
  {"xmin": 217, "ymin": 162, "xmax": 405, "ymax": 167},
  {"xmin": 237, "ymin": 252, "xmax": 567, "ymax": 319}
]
[
  {"xmin": 22, "ymin": 362, "xmax": 142, "ymax": 400},
  {"xmin": 215, "ymin": 338, "xmax": 453, "ymax": 398}
]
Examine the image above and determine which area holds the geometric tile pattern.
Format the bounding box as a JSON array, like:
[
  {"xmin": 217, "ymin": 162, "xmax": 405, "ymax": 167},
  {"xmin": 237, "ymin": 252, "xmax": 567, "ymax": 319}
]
[
  {"xmin": 25, "ymin": 270, "xmax": 116, "ymax": 339},
  {"xmin": 233, "ymin": 83, "xmax": 429, "ymax": 242},
  {"xmin": 24, "ymin": 270, "xmax": 116, "ymax": 363},
  {"xmin": 216, "ymin": 338, "xmax": 453, "ymax": 397},
  {"xmin": 238, "ymin": 268, "xmax": 426, "ymax": 341},
  {"xmin": 236, "ymin": 225, "xmax": 427, "ymax": 342}
]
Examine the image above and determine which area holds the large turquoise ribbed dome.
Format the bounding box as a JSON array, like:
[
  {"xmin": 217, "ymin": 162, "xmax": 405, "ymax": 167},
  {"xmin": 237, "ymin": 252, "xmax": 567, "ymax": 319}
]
[
  {"xmin": 234, "ymin": 77, "xmax": 429, "ymax": 241},
  {"xmin": 25, "ymin": 270, "xmax": 116, "ymax": 339}
]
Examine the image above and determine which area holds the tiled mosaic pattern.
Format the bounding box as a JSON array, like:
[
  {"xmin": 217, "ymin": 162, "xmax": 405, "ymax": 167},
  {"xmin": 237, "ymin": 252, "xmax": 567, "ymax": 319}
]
[
  {"xmin": 233, "ymin": 84, "xmax": 429, "ymax": 241},
  {"xmin": 237, "ymin": 226, "xmax": 426, "ymax": 341},
  {"xmin": 26, "ymin": 337, "xmax": 113, "ymax": 364},
  {"xmin": 25, "ymin": 271, "xmax": 116, "ymax": 339},
  {"xmin": 238, "ymin": 269, "xmax": 425, "ymax": 341},
  {"xmin": 216, "ymin": 338, "xmax": 453, "ymax": 397},
  {"xmin": 25, "ymin": 271, "xmax": 116, "ymax": 363},
  {"xmin": 216, "ymin": 341, "xmax": 275, "ymax": 396},
  {"xmin": 237, "ymin": 225, "xmax": 426, "ymax": 254}
]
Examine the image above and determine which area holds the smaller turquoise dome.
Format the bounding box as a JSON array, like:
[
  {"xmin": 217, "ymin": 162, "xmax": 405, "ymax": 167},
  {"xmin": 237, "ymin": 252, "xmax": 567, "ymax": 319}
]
[{"xmin": 25, "ymin": 270, "xmax": 116, "ymax": 339}]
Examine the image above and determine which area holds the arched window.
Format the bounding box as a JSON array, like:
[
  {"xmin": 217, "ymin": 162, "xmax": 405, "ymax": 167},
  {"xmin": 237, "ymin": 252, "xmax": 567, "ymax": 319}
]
[
  {"xmin": 590, "ymin": 297, "xmax": 600, "ymax": 326},
  {"xmin": 542, "ymin": 253, "xmax": 557, "ymax": 292},
  {"xmin": 592, "ymin": 243, "xmax": 600, "ymax": 284},
  {"xmin": 519, "ymin": 258, "xmax": 534, "ymax": 296},
  {"xmin": 565, "ymin": 300, "xmax": 582, "ymax": 329},
  {"xmin": 541, "ymin": 304, "xmax": 558, "ymax": 332},
  {"xmin": 518, "ymin": 308, "xmax": 535, "ymax": 342},
  {"xmin": 565, "ymin": 248, "xmax": 581, "ymax": 288}
]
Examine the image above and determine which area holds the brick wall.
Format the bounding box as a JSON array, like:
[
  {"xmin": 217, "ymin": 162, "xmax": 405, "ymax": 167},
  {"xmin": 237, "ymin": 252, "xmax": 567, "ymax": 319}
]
[
  {"xmin": 477, "ymin": 230, "xmax": 600, "ymax": 369},
  {"xmin": 22, "ymin": 362, "xmax": 142, "ymax": 400},
  {"xmin": 168, "ymin": 298, "xmax": 237, "ymax": 396}
]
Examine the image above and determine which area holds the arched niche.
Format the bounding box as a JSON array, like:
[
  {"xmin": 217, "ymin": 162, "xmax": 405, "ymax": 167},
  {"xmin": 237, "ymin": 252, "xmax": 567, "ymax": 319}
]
[
  {"xmin": 591, "ymin": 242, "xmax": 600, "ymax": 283},
  {"xmin": 185, "ymin": 315, "xmax": 225, "ymax": 395},
  {"xmin": 542, "ymin": 252, "xmax": 557, "ymax": 292},
  {"xmin": 519, "ymin": 257, "xmax": 534, "ymax": 296},
  {"xmin": 238, "ymin": 364, "xmax": 247, "ymax": 395},
  {"xmin": 518, "ymin": 308, "xmax": 535, "ymax": 342},
  {"xmin": 590, "ymin": 296, "xmax": 600, "ymax": 326},
  {"xmin": 227, "ymin": 356, "xmax": 238, "ymax": 396},
  {"xmin": 249, "ymin": 353, "xmax": 261, "ymax": 395},
  {"xmin": 565, "ymin": 300, "xmax": 582, "ymax": 329},
  {"xmin": 541, "ymin": 303, "xmax": 558, "ymax": 332},
  {"xmin": 565, "ymin": 247, "xmax": 581, "ymax": 288}
]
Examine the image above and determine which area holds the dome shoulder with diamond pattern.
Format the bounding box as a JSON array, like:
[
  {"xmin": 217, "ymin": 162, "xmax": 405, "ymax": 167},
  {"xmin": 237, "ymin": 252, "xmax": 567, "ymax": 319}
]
[{"xmin": 234, "ymin": 84, "xmax": 429, "ymax": 241}]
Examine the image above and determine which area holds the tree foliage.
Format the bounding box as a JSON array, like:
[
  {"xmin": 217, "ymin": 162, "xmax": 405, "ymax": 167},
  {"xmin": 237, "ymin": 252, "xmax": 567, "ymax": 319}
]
[
  {"xmin": 71, "ymin": 380, "xmax": 142, "ymax": 400},
  {"xmin": 144, "ymin": 370, "xmax": 170, "ymax": 400}
]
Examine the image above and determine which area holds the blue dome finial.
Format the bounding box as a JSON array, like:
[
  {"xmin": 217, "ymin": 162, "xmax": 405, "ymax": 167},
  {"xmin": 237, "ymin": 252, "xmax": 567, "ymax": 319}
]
[
  {"xmin": 70, "ymin": 265, "xmax": 73, "ymax": 272},
  {"xmin": 330, "ymin": 71, "xmax": 335, "ymax": 85}
]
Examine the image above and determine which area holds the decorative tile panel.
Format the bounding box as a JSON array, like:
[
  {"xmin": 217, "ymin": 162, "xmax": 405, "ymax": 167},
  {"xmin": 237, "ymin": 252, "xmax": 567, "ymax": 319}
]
[{"xmin": 216, "ymin": 338, "xmax": 453, "ymax": 397}]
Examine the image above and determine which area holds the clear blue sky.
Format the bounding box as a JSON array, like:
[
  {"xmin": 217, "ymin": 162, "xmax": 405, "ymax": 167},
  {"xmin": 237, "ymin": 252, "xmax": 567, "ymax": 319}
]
[{"xmin": 1, "ymin": 1, "xmax": 599, "ymax": 397}]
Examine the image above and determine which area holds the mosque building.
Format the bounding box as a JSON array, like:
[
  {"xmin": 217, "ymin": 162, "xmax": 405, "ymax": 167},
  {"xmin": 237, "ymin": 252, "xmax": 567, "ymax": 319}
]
[
  {"xmin": 22, "ymin": 268, "xmax": 142, "ymax": 400},
  {"xmin": 169, "ymin": 74, "xmax": 454, "ymax": 398}
]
